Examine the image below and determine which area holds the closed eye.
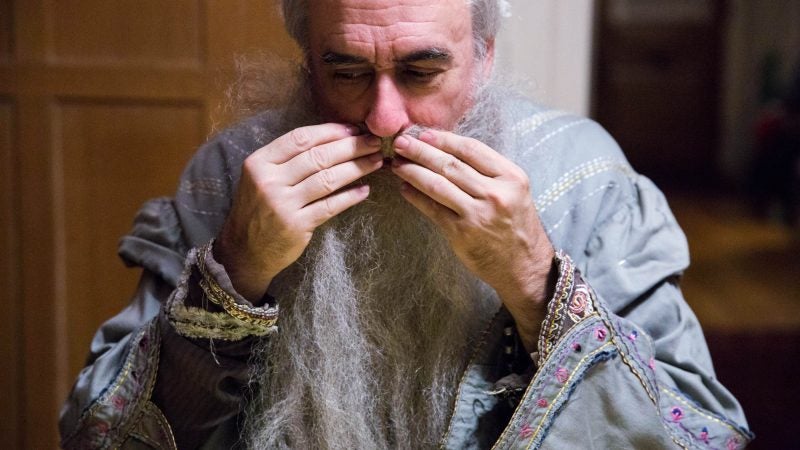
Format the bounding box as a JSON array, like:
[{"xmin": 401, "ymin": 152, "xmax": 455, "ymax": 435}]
[
  {"xmin": 402, "ymin": 68, "xmax": 442, "ymax": 84},
  {"xmin": 333, "ymin": 70, "xmax": 373, "ymax": 84}
]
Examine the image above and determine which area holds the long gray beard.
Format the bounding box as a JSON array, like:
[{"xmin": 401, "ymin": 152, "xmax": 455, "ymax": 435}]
[{"xmin": 242, "ymin": 67, "xmax": 511, "ymax": 450}]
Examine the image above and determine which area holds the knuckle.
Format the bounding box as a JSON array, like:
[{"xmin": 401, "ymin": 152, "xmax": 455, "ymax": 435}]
[
  {"xmin": 429, "ymin": 177, "xmax": 448, "ymax": 197},
  {"xmin": 410, "ymin": 141, "xmax": 425, "ymax": 160},
  {"xmin": 289, "ymin": 128, "xmax": 311, "ymax": 148},
  {"xmin": 510, "ymin": 166, "xmax": 528, "ymax": 182},
  {"xmin": 485, "ymin": 189, "xmax": 509, "ymax": 210},
  {"xmin": 242, "ymin": 155, "xmax": 260, "ymax": 175},
  {"xmin": 485, "ymin": 188, "xmax": 502, "ymax": 203},
  {"xmin": 510, "ymin": 169, "xmax": 530, "ymax": 189},
  {"xmin": 440, "ymin": 156, "xmax": 461, "ymax": 177},
  {"xmin": 464, "ymin": 137, "xmax": 483, "ymax": 153},
  {"xmin": 321, "ymin": 196, "xmax": 337, "ymax": 218},
  {"xmin": 309, "ymin": 147, "xmax": 330, "ymax": 171},
  {"xmin": 519, "ymin": 176, "xmax": 531, "ymax": 192},
  {"xmin": 253, "ymin": 170, "xmax": 279, "ymax": 191},
  {"xmin": 319, "ymin": 169, "xmax": 337, "ymax": 194}
]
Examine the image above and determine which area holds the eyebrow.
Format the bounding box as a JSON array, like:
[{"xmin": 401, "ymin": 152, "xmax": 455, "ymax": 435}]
[
  {"xmin": 321, "ymin": 52, "xmax": 368, "ymax": 65},
  {"xmin": 398, "ymin": 48, "xmax": 452, "ymax": 64},
  {"xmin": 320, "ymin": 48, "xmax": 453, "ymax": 66}
]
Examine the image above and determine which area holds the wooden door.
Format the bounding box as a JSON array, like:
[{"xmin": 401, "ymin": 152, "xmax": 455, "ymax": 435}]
[
  {"xmin": 0, "ymin": 1, "xmax": 297, "ymax": 448},
  {"xmin": 593, "ymin": 0, "xmax": 725, "ymax": 185}
]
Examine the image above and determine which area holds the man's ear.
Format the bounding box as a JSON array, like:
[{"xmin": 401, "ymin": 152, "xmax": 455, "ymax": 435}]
[{"xmin": 482, "ymin": 38, "xmax": 495, "ymax": 79}]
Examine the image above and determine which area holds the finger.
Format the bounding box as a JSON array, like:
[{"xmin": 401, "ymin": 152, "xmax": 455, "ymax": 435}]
[
  {"xmin": 284, "ymin": 135, "xmax": 381, "ymax": 184},
  {"xmin": 393, "ymin": 135, "xmax": 487, "ymax": 198},
  {"xmin": 417, "ymin": 129, "xmax": 507, "ymax": 177},
  {"xmin": 294, "ymin": 152, "xmax": 384, "ymax": 206},
  {"xmin": 301, "ymin": 184, "xmax": 371, "ymax": 228},
  {"xmin": 255, "ymin": 123, "xmax": 360, "ymax": 164},
  {"xmin": 391, "ymin": 157, "xmax": 473, "ymax": 216},
  {"xmin": 398, "ymin": 182, "xmax": 458, "ymax": 226}
]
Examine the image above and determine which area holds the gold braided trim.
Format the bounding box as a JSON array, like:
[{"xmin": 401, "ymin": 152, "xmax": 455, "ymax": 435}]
[
  {"xmin": 537, "ymin": 250, "xmax": 574, "ymax": 366},
  {"xmin": 196, "ymin": 240, "xmax": 278, "ymax": 328},
  {"xmin": 167, "ymin": 302, "xmax": 276, "ymax": 340}
]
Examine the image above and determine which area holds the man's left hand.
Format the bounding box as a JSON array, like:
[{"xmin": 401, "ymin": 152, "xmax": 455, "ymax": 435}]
[{"xmin": 391, "ymin": 130, "xmax": 555, "ymax": 351}]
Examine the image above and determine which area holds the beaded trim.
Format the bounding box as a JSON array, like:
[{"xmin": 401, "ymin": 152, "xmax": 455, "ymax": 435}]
[{"xmin": 196, "ymin": 240, "xmax": 278, "ymax": 328}]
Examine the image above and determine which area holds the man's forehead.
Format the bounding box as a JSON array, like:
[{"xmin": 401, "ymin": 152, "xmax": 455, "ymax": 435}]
[
  {"xmin": 309, "ymin": 0, "xmax": 467, "ymax": 13},
  {"xmin": 307, "ymin": 0, "xmax": 473, "ymax": 62}
]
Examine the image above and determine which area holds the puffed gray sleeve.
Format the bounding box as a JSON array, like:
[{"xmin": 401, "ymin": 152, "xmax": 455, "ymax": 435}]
[
  {"xmin": 512, "ymin": 107, "xmax": 750, "ymax": 435},
  {"xmin": 58, "ymin": 198, "xmax": 264, "ymax": 449},
  {"xmin": 59, "ymin": 197, "xmax": 185, "ymax": 448},
  {"xmin": 60, "ymin": 118, "xmax": 277, "ymax": 449},
  {"xmin": 58, "ymin": 267, "xmax": 171, "ymax": 448},
  {"xmin": 580, "ymin": 173, "xmax": 747, "ymax": 422}
]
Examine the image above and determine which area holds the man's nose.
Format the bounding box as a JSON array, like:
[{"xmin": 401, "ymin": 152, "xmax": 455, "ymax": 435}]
[{"xmin": 364, "ymin": 74, "xmax": 410, "ymax": 138}]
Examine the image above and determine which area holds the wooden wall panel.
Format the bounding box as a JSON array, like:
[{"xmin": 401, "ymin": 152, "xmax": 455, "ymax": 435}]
[
  {"xmin": 2, "ymin": 1, "xmax": 296, "ymax": 447},
  {"xmin": 0, "ymin": 0, "xmax": 11, "ymax": 63},
  {"xmin": 57, "ymin": 101, "xmax": 204, "ymax": 380},
  {"xmin": 18, "ymin": 96, "xmax": 59, "ymax": 449},
  {"xmin": 0, "ymin": 101, "xmax": 23, "ymax": 449},
  {"xmin": 45, "ymin": 0, "xmax": 203, "ymax": 67}
]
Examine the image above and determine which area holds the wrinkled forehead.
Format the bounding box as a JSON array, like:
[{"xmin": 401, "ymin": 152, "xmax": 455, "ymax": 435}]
[
  {"xmin": 306, "ymin": 0, "xmax": 473, "ymax": 58},
  {"xmin": 307, "ymin": 0, "xmax": 470, "ymax": 19}
]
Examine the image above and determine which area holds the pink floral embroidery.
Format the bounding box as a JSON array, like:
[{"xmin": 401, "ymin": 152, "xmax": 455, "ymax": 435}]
[
  {"xmin": 536, "ymin": 398, "xmax": 548, "ymax": 408},
  {"xmin": 593, "ymin": 326, "xmax": 607, "ymax": 341},
  {"xmin": 628, "ymin": 330, "xmax": 638, "ymax": 341},
  {"xmin": 726, "ymin": 437, "xmax": 741, "ymax": 450},
  {"xmin": 571, "ymin": 342, "xmax": 582, "ymax": 352},
  {"xmin": 90, "ymin": 421, "xmax": 110, "ymax": 436},
  {"xmin": 555, "ymin": 367, "xmax": 570, "ymax": 384},
  {"xmin": 648, "ymin": 357, "xmax": 656, "ymax": 370},
  {"xmin": 569, "ymin": 291, "xmax": 588, "ymax": 315},
  {"xmin": 519, "ymin": 422, "xmax": 533, "ymax": 439},
  {"xmin": 111, "ymin": 395, "xmax": 127, "ymax": 411},
  {"xmin": 699, "ymin": 427, "xmax": 709, "ymax": 443},
  {"xmin": 670, "ymin": 406, "xmax": 683, "ymax": 422}
]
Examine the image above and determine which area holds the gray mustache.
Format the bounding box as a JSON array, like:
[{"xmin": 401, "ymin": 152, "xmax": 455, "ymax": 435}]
[{"xmin": 354, "ymin": 124, "xmax": 427, "ymax": 159}]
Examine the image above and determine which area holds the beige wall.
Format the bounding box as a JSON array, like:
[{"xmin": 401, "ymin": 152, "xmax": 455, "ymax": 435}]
[{"xmin": 496, "ymin": 0, "xmax": 596, "ymax": 116}]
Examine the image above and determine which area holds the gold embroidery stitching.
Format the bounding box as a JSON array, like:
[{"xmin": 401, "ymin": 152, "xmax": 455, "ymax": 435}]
[
  {"xmin": 660, "ymin": 387, "xmax": 749, "ymax": 437},
  {"xmin": 168, "ymin": 303, "xmax": 276, "ymax": 340},
  {"xmin": 521, "ymin": 342, "xmax": 615, "ymax": 449},
  {"xmin": 196, "ymin": 241, "xmax": 278, "ymax": 328},
  {"xmin": 537, "ymin": 252, "xmax": 574, "ymax": 365},
  {"xmin": 63, "ymin": 321, "xmax": 161, "ymax": 449}
]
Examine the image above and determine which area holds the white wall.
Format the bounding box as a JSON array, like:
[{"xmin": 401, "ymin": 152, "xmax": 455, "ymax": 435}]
[{"xmin": 495, "ymin": 0, "xmax": 596, "ymax": 116}]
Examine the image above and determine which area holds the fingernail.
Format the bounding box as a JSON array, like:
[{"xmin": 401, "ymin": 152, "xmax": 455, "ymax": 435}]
[
  {"xmin": 354, "ymin": 184, "xmax": 370, "ymax": 197},
  {"xmin": 346, "ymin": 125, "xmax": 361, "ymax": 135},
  {"xmin": 394, "ymin": 136, "xmax": 409, "ymax": 149},
  {"xmin": 419, "ymin": 130, "xmax": 435, "ymax": 142},
  {"xmin": 368, "ymin": 152, "xmax": 383, "ymax": 163}
]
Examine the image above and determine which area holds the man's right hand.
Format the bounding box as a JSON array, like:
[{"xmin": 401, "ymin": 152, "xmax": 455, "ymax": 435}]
[{"xmin": 213, "ymin": 123, "xmax": 383, "ymax": 303}]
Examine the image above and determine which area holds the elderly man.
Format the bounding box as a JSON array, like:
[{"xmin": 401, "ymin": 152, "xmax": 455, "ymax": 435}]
[{"xmin": 60, "ymin": 0, "xmax": 752, "ymax": 448}]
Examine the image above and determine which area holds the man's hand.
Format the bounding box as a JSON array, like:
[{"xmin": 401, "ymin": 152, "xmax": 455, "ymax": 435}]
[
  {"xmin": 391, "ymin": 130, "xmax": 555, "ymax": 351},
  {"xmin": 214, "ymin": 123, "xmax": 383, "ymax": 303}
]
